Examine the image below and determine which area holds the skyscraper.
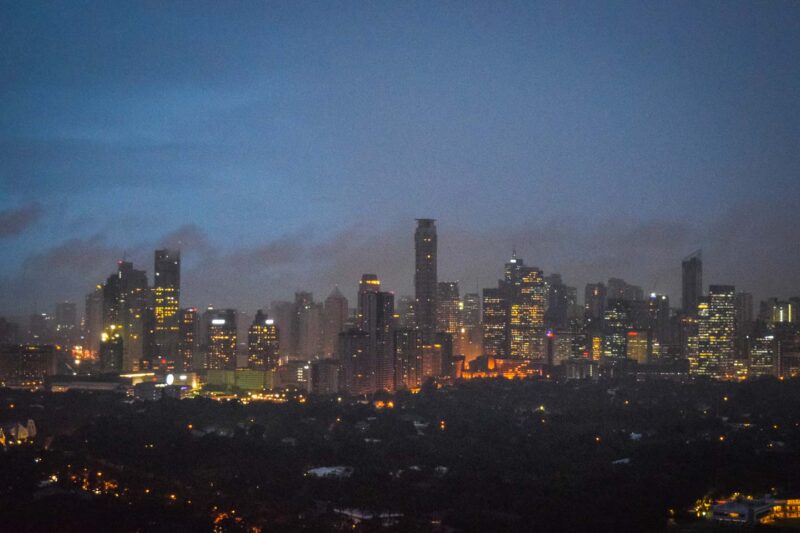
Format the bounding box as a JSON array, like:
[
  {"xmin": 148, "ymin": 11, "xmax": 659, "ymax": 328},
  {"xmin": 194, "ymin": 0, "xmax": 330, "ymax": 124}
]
[
  {"xmin": 682, "ymin": 250, "xmax": 703, "ymax": 317},
  {"xmin": 322, "ymin": 287, "xmax": 349, "ymax": 357},
  {"xmin": 436, "ymin": 281, "xmax": 460, "ymax": 335},
  {"xmin": 248, "ymin": 310, "xmax": 279, "ymax": 370},
  {"xmin": 394, "ymin": 328, "xmax": 422, "ymax": 390},
  {"xmin": 178, "ymin": 307, "xmax": 199, "ymax": 371},
  {"xmin": 357, "ymin": 274, "xmax": 381, "ymax": 329},
  {"xmin": 602, "ymin": 299, "xmax": 631, "ymax": 360},
  {"xmin": 84, "ymin": 285, "xmax": 104, "ymax": 356},
  {"xmin": 337, "ymin": 328, "xmax": 371, "ymax": 395},
  {"xmin": 482, "ymin": 287, "xmax": 507, "ymax": 357},
  {"xmin": 203, "ymin": 308, "xmax": 237, "ymax": 370},
  {"xmin": 54, "ymin": 302, "xmax": 77, "ymax": 345},
  {"xmin": 584, "ymin": 283, "xmax": 607, "ymax": 323},
  {"xmin": 648, "ymin": 293, "xmax": 671, "ymax": 358},
  {"xmin": 690, "ymin": 285, "xmax": 736, "ymax": 378},
  {"xmin": 152, "ymin": 249, "xmax": 181, "ymax": 370},
  {"xmin": 104, "ymin": 261, "xmax": 149, "ymax": 372},
  {"xmin": 414, "ymin": 219, "xmax": 437, "ymax": 342}
]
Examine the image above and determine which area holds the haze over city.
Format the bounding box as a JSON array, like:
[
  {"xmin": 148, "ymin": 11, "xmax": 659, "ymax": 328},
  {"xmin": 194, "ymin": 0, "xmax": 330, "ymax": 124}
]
[{"xmin": 2, "ymin": 2, "xmax": 800, "ymax": 315}]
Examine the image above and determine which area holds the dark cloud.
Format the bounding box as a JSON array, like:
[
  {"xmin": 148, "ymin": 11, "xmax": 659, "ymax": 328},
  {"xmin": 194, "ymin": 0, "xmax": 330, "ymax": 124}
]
[
  {"xmin": 0, "ymin": 203, "xmax": 42, "ymax": 238},
  {"xmin": 2, "ymin": 202, "xmax": 797, "ymax": 319}
]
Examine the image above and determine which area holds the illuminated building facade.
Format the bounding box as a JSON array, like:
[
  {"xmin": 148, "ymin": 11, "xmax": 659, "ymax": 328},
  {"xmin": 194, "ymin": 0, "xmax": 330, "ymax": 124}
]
[
  {"xmin": 152, "ymin": 249, "xmax": 180, "ymax": 370},
  {"xmin": 203, "ymin": 308, "xmax": 237, "ymax": 370},
  {"xmin": 482, "ymin": 288, "xmax": 507, "ymax": 357},
  {"xmin": 178, "ymin": 307, "xmax": 198, "ymax": 371},
  {"xmin": 247, "ymin": 310, "xmax": 279, "ymax": 370},
  {"xmin": 99, "ymin": 325, "xmax": 124, "ymax": 372},
  {"xmin": 0, "ymin": 344, "xmax": 57, "ymax": 387},
  {"xmin": 357, "ymin": 274, "xmax": 381, "ymax": 329},
  {"xmin": 437, "ymin": 281, "xmax": 460, "ymax": 335},
  {"xmin": 103, "ymin": 261, "xmax": 149, "ymax": 372},
  {"xmin": 626, "ymin": 330, "xmax": 649, "ymax": 364},
  {"xmin": 648, "ymin": 293, "xmax": 671, "ymax": 358},
  {"xmin": 691, "ymin": 285, "xmax": 736, "ymax": 378},
  {"xmin": 459, "ymin": 292, "xmax": 482, "ymax": 362},
  {"xmin": 414, "ymin": 219, "xmax": 438, "ymax": 342},
  {"xmin": 507, "ymin": 260, "xmax": 545, "ymax": 359},
  {"xmin": 421, "ymin": 343, "xmax": 444, "ymax": 379},
  {"xmin": 682, "ymin": 250, "xmax": 703, "ymax": 317},
  {"xmin": 394, "ymin": 328, "xmax": 422, "ymax": 390},
  {"xmin": 602, "ymin": 299, "xmax": 631, "ymax": 360},
  {"xmin": 749, "ymin": 328, "xmax": 777, "ymax": 377}
]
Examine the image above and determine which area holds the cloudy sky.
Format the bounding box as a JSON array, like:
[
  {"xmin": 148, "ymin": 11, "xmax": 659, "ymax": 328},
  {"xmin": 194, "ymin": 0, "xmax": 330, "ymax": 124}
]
[{"xmin": 1, "ymin": 1, "xmax": 799, "ymax": 317}]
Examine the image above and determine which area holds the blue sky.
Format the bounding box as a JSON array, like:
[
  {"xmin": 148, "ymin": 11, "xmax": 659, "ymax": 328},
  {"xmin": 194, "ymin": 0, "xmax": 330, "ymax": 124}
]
[{"xmin": 1, "ymin": 1, "xmax": 799, "ymax": 315}]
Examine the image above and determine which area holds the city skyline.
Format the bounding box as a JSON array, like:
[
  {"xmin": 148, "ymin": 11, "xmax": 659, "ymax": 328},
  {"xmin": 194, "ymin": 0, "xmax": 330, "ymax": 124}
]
[
  {"xmin": 0, "ymin": 216, "xmax": 797, "ymax": 320},
  {"xmin": 2, "ymin": 2, "xmax": 800, "ymax": 315}
]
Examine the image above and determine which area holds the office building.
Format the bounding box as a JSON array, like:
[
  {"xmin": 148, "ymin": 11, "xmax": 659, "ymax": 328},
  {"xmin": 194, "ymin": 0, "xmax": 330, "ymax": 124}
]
[
  {"xmin": 414, "ymin": 219, "xmax": 438, "ymax": 342},
  {"xmin": 152, "ymin": 249, "xmax": 181, "ymax": 370},
  {"xmin": 203, "ymin": 308, "xmax": 237, "ymax": 370},
  {"xmin": 247, "ymin": 310, "xmax": 279, "ymax": 370},
  {"xmin": 322, "ymin": 287, "xmax": 348, "ymax": 357},
  {"xmin": 178, "ymin": 307, "xmax": 198, "ymax": 371},
  {"xmin": 437, "ymin": 281, "xmax": 460, "ymax": 335},
  {"xmin": 682, "ymin": 251, "xmax": 703, "ymax": 316}
]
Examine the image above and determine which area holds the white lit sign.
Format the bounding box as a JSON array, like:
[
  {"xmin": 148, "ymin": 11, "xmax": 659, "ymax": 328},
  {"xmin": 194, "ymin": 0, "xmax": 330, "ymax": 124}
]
[
  {"xmin": 166, "ymin": 374, "xmax": 175, "ymax": 385},
  {"xmin": 211, "ymin": 319, "xmax": 226, "ymax": 325}
]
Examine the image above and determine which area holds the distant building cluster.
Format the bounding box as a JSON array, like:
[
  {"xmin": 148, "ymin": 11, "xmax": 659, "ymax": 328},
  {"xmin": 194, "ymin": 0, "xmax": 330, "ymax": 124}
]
[{"xmin": 1, "ymin": 220, "xmax": 800, "ymax": 392}]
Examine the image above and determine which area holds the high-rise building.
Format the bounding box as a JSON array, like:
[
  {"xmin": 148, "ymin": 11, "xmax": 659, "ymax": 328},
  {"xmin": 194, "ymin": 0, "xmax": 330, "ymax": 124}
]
[
  {"xmin": 626, "ymin": 330, "xmax": 649, "ymax": 364},
  {"xmin": 394, "ymin": 328, "xmax": 422, "ymax": 390},
  {"xmin": 178, "ymin": 308, "xmax": 198, "ymax": 371},
  {"xmin": 396, "ymin": 295, "xmax": 416, "ymax": 329},
  {"xmin": 502, "ymin": 254, "xmax": 545, "ymax": 359},
  {"xmin": 682, "ymin": 251, "xmax": 703, "ymax": 317},
  {"xmin": 99, "ymin": 325, "xmax": 124, "ymax": 372},
  {"xmin": 322, "ymin": 287, "xmax": 348, "ymax": 357},
  {"xmin": 459, "ymin": 292, "xmax": 482, "ymax": 362},
  {"xmin": 602, "ymin": 299, "xmax": 631, "ymax": 359},
  {"xmin": 84, "ymin": 285, "xmax": 105, "ymax": 356},
  {"xmin": 54, "ymin": 302, "xmax": 77, "ymax": 345},
  {"xmin": 770, "ymin": 301, "xmax": 794, "ymax": 324},
  {"xmin": 269, "ymin": 300, "xmax": 296, "ymax": 357},
  {"xmin": 248, "ymin": 310, "xmax": 279, "ymax": 370},
  {"xmin": 437, "ymin": 281, "xmax": 460, "ymax": 335},
  {"xmin": 357, "ymin": 275, "xmax": 381, "ymax": 329},
  {"xmin": 584, "ymin": 283, "xmax": 607, "ymax": 323},
  {"xmin": 607, "ymin": 278, "xmax": 644, "ymax": 302},
  {"xmin": 359, "ymin": 283, "xmax": 395, "ymax": 392},
  {"xmin": 297, "ymin": 301, "xmax": 323, "ymax": 359},
  {"xmin": 482, "ymin": 287, "xmax": 507, "ymax": 357},
  {"xmin": 691, "ymin": 285, "xmax": 736, "ymax": 378},
  {"xmin": 103, "ymin": 261, "xmax": 149, "ymax": 372},
  {"xmin": 648, "ymin": 293, "xmax": 671, "ymax": 358},
  {"xmin": 337, "ymin": 328, "xmax": 372, "ymax": 394},
  {"xmin": 152, "ymin": 249, "xmax": 180, "ymax": 370},
  {"xmin": 203, "ymin": 308, "xmax": 237, "ymax": 370},
  {"xmin": 414, "ymin": 219, "xmax": 437, "ymax": 342},
  {"xmin": 545, "ymin": 274, "xmax": 575, "ymax": 330},
  {"xmin": 749, "ymin": 324, "xmax": 778, "ymax": 378}
]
